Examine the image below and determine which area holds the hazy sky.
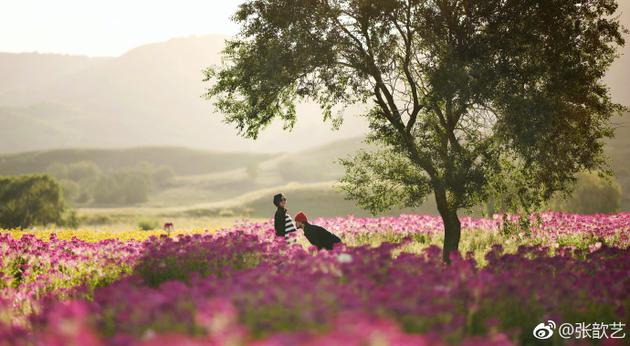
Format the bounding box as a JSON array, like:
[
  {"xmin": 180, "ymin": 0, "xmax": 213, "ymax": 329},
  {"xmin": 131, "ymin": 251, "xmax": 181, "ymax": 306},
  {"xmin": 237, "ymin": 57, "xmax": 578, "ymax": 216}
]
[
  {"xmin": 0, "ymin": 0, "xmax": 242, "ymax": 56},
  {"xmin": 2, "ymin": 0, "xmax": 630, "ymax": 57}
]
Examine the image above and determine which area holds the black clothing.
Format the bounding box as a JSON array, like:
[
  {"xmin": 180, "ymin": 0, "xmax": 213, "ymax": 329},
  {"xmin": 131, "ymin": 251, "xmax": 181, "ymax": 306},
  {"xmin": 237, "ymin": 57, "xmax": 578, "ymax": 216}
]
[
  {"xmin": 274, "ymin": 207, "xmax": 296, "ymax": 237},
  {"xmin": 303, "ymin": 222, "xmax": 341, "ymax": 250}
]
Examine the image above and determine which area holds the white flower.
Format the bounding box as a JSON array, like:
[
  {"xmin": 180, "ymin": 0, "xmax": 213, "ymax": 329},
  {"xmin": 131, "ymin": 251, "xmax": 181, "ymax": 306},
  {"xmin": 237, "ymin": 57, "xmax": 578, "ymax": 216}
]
[{"xmin": 336, "ymin": 253, "xmax": 353, "ymax": 263}]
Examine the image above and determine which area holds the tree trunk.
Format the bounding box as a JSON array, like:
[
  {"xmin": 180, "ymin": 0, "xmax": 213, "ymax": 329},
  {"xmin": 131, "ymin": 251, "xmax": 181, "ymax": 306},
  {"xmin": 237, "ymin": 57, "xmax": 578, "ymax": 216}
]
[{"xmin": 435, "ymin": 189, "xmax": 461, "ymax": 264}]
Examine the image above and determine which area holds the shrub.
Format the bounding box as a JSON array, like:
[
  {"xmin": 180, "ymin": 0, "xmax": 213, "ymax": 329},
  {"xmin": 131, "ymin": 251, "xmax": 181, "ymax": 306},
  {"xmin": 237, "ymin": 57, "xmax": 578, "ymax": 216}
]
[
  {"xmin": 0, "ymin": 174, "xmax": 70, "ymax": 228},
  {"xmin": 137, "ymin": 218, "xmax": 159, "ymax": 231}
]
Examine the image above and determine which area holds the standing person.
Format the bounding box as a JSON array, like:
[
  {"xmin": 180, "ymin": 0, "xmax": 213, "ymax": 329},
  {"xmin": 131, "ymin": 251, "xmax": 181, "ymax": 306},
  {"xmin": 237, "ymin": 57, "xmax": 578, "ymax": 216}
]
[
  {"xmin": 273, "ymin": 193, "xmax": 297, "ymax": 241},
  {"xmin": 294, "ymin": 212, "xmax": 341, "ymax": 250}
]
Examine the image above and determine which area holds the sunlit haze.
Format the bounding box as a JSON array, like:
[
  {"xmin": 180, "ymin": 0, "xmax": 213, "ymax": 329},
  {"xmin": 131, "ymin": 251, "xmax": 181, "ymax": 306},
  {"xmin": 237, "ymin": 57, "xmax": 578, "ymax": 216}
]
[
  {"xmin": 0, "ymin": 0, "xmax": 627, "ymax": 154},
  {"xmin": 0, "ymin": 0, "xmax": 241, "ymax": 56}
]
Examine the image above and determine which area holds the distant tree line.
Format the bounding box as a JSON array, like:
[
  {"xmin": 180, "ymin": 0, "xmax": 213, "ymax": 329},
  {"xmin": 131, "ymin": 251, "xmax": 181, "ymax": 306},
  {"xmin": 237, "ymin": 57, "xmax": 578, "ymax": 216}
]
[
  {"xmin": 550, "ymin": 172, "xmax": 621, "ymax": 214},
  {"xmin": 484, "ymin": 171, "xmax": 622, "ymax": 216},
  {"xmin": 46, "ymin": 161, "xmax": 175, "ymax": 206}
]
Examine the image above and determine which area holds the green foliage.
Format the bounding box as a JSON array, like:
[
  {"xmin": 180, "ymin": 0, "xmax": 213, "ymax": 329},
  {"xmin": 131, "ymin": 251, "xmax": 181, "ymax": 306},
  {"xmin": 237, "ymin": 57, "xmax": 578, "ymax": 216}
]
[
  {"xmin": 92, "ymin": 176, "xmax": 120, "ymax": 204},
  {"xmin": 119, "ymin": 171, "xmax": 151, "ymax": 204},
  {"xmin": 46, "ymin": 163, "xmax": 69, "ymax": 179},
  {"xmin": 93, "ymin": 170, "xmax": 151, "ymax": 205},
  {"xmin": 0, "ymin": 174, "xmax": 69, "ymax": 228},
  {"xmin": 46, "ymin": 161, "xmax": 102, "ymax": 205},
  {"xmin": 67, "ymin": 161, "xmax": 102, "ymax": 181},
  {"xmin": 499, "ymin": 214, "xmax": 535, "ymax": 239},
  {"xmin": 44, "ymin": 160, "xmax": 175, "ymax": 206},
  {"xmin": 482, "ymin": 155, "xmax": 551, "ymax": 216},
  {"xmin": 337, "ymin": 148, "xmax": 431, "ymax": 214},
  {"xmin": 63, "ymin": 209, "xmax": 80, "ymax": 228},
  {"xmin": 137, "ymin": 217, "xmax": 159, "ymax": 231},
  {"xmin": 550, "ymin": 172, "xmax": 621, "ymax": 214},
  {"xmin": 47, "ymin": 161, "xmax": 101, "ymax": 181},
  {"xmin": 206, "ymin": 0, "xmax": 628, "ymax": 232}
]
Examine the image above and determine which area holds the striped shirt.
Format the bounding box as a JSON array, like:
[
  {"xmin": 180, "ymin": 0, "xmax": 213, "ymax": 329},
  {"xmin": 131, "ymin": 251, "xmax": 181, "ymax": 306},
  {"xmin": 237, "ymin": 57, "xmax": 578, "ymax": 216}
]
[
  {"xmin": 284, "ymin": 213, "xmax": 296, "ymax": 234},
  {"xmin": 274, "ymin": 207, "xmax": 297, "ymax": 238}
]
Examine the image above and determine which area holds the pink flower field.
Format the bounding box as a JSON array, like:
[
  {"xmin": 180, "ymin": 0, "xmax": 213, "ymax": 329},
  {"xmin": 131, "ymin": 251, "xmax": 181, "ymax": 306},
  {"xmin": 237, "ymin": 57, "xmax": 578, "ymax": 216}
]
[{"xmin": 1, "ymin": 213, "xmax": 629, "ymax": 345}]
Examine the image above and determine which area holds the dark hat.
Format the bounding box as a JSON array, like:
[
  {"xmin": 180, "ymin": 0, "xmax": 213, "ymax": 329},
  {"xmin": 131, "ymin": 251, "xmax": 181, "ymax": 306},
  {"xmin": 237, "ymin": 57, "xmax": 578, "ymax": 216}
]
[{"xmin": 273, "ymin": 193, "xmax": 285, "ymax": 206}]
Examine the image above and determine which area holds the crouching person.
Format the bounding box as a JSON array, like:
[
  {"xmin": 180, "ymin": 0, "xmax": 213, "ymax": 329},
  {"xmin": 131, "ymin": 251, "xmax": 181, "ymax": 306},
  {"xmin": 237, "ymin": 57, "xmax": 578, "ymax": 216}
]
[{"xmin": 294, "ymin": 212, "xmax": 341, "ymax": 250}]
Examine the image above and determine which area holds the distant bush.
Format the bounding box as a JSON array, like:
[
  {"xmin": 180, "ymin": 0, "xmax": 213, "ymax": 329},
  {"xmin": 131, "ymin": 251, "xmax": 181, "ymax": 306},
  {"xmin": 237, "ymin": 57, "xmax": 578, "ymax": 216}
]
[
  {"xmin": 137, "ymin": 218, "xmax": 159, "ymax": 231},
  {"xmin": 550, "ymin": 172, "xmax": 621, "ymax": 214},
  {"xmin": 63, "ymin": 209, "xmax": 80, "ymax": 228},
  {"xmin": 0, "ymin": 174, "xmax": 72, "ymax": 228}
]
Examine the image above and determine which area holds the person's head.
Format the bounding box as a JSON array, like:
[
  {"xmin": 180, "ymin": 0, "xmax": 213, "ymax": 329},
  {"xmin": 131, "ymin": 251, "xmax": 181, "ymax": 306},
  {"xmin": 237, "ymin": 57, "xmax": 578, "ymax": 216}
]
[
  {"xmin": 294, "ymin": 212, "xmax": 308, "ymax": 229},
  {"xmin": 273, "ymin": 193, "xmax": 287, "ymax": 209}
]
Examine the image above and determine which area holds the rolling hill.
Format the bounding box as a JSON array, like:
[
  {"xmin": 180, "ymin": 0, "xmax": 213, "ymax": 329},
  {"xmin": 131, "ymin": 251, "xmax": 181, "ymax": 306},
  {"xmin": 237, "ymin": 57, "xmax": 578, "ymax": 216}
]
[
  {"xmin": 0, "ymin": 146, "xmax": 275, "ymax": 176},
  {"xmin": 0, "ymin": 35, "xmax": 368, "ymax": 154},
  {"xmin": 3, "ymin": 119, "xmax": 628, "ymax": 220},
  {"xmin": 2, "ymin": 26, "xmax": 626, "ymax": 155},
  {"xmin": 0, "ymin": 52, "xmax": 111, "ymax": 96}
]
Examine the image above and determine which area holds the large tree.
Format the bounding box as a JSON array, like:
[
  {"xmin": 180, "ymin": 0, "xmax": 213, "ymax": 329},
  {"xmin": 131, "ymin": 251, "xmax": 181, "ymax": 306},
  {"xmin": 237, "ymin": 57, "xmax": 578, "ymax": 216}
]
[{"xmin": 205, "ymin": 0, "xmax": 627, "ymax": 262}]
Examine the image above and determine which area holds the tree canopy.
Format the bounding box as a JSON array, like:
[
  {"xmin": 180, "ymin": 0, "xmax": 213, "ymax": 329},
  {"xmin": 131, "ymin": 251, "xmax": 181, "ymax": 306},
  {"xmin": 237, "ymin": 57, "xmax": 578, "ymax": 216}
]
[
  {"xmin": 0, "ymin": 175, "xmax": 70, "ymax": 228},
  {"xmin": 205, "ymin": 0, "xmax": 627, "ymax": 261}
]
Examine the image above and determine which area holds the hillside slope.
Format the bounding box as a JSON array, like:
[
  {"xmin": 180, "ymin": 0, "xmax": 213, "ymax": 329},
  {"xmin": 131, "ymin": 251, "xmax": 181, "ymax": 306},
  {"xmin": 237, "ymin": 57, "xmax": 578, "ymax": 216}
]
[
  {"xmin": 0, "ymin": 52, "xmax": 111, "ymax": 96},
  {"xmin": 0, "ymin": 147, "xmax": 275, "ymax": 176},
  {"xmin": 0, "ymin": 35, "xmax": 368, "ymax": 153}
]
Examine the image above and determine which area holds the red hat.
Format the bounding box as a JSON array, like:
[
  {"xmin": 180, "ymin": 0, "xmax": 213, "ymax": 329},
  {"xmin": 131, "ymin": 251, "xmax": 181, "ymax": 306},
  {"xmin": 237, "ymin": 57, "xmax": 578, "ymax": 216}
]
[{"xmin": 294, "ymin": 212, "xmax": 308, "ymax": 223}]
